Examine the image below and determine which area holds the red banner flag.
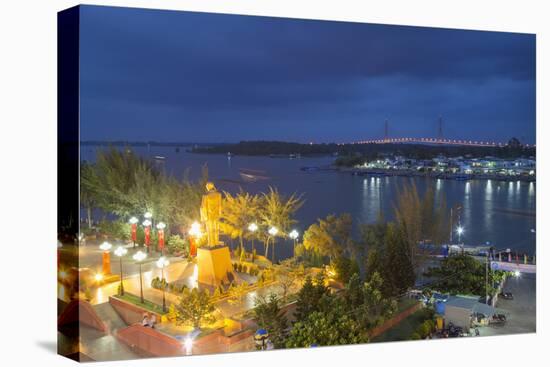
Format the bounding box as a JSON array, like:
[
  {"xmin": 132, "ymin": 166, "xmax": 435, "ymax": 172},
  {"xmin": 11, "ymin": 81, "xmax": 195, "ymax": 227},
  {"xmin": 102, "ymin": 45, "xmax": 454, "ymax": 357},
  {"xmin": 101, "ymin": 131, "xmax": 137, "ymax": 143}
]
[
  {"xmin": 144, "ymin": 226, "xmax": 150, "ymax": 246},
  {"xmin": 131, "ymin": 223, "xmax": 137, "ymax": 242},
  {"xmin": 189, "ymin": 237, "xmax": 197, "ymax": 257},
  {"xmin": 158, "ymin": 229, "xmax": 165, "ymax": 251}
]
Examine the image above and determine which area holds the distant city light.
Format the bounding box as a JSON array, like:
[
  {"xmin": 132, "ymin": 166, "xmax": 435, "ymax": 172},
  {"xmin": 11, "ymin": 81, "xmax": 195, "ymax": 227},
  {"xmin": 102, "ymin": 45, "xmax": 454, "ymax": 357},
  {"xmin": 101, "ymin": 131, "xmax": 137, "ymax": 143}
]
[
  {"xmin": 129, "ymin": 216, "xmax": 139, "ymax": 224},
  {"xmin": 156, "ymin": 222, "xmax": 166, "ymax": 230},
  {"xmin": 144, "ymin": 211, "xmax": 152, "ymax": 219},
  {"xmin": 142, "ymin": 219, "xmax": 152, "ymax": 227},
  {"xmin": 513, "ymin": 270, "xmax": 521, "ymax": 278},
  {"xmin": 289, "ymin": 229, "xmax": 299, "ymax": 240},
  {"xmin": 94, "ymin": 273, "xmax": 104, "ymax": 282}
]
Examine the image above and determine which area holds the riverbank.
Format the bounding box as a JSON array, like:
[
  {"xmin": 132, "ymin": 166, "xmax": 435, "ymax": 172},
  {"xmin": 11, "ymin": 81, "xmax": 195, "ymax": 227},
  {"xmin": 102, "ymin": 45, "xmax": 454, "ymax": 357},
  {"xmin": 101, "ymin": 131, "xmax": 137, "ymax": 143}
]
[{"xmin": 337, "ymin": 167, "xmax": 536, "ymax": 182}]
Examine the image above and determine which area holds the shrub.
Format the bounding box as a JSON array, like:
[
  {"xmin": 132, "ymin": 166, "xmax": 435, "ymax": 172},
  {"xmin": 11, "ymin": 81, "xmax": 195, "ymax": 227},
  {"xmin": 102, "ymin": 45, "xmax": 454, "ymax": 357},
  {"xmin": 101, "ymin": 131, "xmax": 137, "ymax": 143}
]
[{"xmin": 410, "ymin": 332, "xmax": 421, "ymax": 340}]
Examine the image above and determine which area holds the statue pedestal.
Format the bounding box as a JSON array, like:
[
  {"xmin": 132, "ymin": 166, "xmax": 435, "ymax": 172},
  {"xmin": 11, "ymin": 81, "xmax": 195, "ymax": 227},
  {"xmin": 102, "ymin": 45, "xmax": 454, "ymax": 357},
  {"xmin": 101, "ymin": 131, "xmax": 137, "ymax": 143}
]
[{"xmin": 197, "ymin": 245, "xmax": 234, "ymax": 286}]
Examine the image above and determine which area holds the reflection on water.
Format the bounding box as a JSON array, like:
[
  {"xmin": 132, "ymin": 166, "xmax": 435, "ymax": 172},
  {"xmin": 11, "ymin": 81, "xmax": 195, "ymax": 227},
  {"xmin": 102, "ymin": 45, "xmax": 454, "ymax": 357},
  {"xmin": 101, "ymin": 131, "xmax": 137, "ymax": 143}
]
[{"xmin": 81, "ymin": 146, "xmax": 536, "ymax": 256}]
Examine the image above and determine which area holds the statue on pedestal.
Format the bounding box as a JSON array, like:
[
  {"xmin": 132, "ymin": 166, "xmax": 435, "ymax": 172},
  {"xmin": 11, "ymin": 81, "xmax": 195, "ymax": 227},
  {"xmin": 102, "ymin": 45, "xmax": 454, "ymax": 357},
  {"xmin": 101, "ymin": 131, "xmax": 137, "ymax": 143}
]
[
  {"xmin": 196, "ymin": 182, "xmax": 234, "ymax": 286},
  {"xmin": 200, "ymin": 182, "xmax": 222, "ymax": 247}
]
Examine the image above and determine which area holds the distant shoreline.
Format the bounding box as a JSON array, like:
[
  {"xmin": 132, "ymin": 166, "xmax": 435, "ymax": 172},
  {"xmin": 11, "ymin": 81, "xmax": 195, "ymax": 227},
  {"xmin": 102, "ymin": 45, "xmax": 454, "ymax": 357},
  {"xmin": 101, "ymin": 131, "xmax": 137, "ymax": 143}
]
[{"xmin": 336, "ymin": 167, "xmax": 536, "ymax": 183}]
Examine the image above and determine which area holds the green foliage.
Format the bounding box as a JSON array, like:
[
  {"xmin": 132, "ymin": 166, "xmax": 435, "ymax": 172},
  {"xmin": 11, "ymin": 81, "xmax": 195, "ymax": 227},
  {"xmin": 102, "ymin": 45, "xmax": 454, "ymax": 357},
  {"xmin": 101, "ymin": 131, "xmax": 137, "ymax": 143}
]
[
  {"xmin": 302, "ymin": 213, "xmax": 354, "ymax": 261},
  {"xmin": 151, "ymin": 276, "xmax": 168, "ymax": 290},
  {"xmin": 254, "ymin": 294, "xmax": 288, "ymax": 349},
  {"xmin": 330, "ymin": 256, "xmax": 360, "ymax": 284},
  {"xmin": 171, "ymin": 288, "xmax": 216, "ymax": 328},
  {"xmin": 97, "ymin": 219, "xmax": 130, "ymax": 240},
  {"xmin": 285, "ymin": 308, "xmax": 369, "ymax": 348},
  {"xmin": 393, "ymin": 182, "xmax": 449, "ymax": 269},
  {"xmin": 166, "ymin": 234, "xmax": 188, "ymax": 256},
  {"xmin": 343, "ymin": 272, "xmax": 398, "ymax": 329},
  {"xmin": 424, "ymin": 254, "xmax": 502, "ymax": 295},
  {"xmin": 364, "ymin": 222, "xmax": 415, "ymax": 297},
  {"xmin": 80, "ymin": 148, "xmax": 205, "ymax": 235},
  {"xmin": 294, "ymin": 274, "xmax": 331, "ymax": 322}
]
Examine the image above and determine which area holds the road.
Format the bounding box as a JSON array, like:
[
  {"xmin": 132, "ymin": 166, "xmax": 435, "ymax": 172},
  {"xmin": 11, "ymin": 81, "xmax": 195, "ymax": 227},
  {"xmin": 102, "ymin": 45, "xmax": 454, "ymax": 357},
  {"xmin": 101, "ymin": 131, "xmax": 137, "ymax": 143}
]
[{"xmin": 480, "ymin": 272, "xmax": 536, "ymax": 336}]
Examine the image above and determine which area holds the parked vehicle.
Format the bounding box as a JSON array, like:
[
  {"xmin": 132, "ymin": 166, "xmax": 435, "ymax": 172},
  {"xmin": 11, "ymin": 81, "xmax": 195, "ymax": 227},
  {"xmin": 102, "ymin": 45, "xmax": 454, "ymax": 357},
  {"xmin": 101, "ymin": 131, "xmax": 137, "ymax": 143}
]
[{"xmin": 499, "ymin": 292, "xmax": 514, "ymax": 300}]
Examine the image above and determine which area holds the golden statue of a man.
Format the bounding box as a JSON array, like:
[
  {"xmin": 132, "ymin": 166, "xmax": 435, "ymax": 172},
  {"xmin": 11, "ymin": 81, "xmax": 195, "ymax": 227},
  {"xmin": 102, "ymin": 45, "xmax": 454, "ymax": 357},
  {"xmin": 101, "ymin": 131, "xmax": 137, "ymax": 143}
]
[{"xmin": 200, "ymin": 182, "xmax": 222, "ymax": 246}]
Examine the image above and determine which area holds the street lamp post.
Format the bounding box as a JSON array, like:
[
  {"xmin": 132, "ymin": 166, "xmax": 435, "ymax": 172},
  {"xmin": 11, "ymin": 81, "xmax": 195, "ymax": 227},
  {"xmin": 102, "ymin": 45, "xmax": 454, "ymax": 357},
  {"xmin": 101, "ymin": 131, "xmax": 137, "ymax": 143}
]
[
  {"xmin": 114, "ymin": 246, "xmax": 128, "ymax": 295},
  {"xmin": 268, "ymin": 226, "xmax": 278, "ymax": 262},
  {"xmin": 248, "ymin": 223, "xmax": 258, "ymax": 262},
  {"xmin": 133, "ymin": 250, "xmax": 147, "ymax": 303},
  {"xmin": 289, "ymin": 229, "xmax": 299, "ymax": 258},
  {"xmin": 129, "ymin": 217, "xmax": 139, "ymax": 248},
  {"xmin": 156, "ymin": 222, "xmax": 166, "ymax": 255},
  {"xmin": 99, "ymin": 241, "xmax": 113, "ymax": 275},
  {"xmin": 144, "ymin": 211, "xmax": 153, "ymax": 228},
  {"xmin": 156, "ymin": 256, "xmax": 170, "ymax": 312},
  {"xmin": 143, "ymin": 219, "xmax": 152, "ymax": 254}
]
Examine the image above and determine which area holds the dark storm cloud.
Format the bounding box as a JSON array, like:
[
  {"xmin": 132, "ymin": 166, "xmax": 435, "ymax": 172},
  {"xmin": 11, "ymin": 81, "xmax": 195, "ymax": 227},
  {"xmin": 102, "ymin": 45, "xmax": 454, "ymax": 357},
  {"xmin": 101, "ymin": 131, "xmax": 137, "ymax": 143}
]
[{"xmin": 79, "ymin": 5, "xmax": 535, "ymax": 143}]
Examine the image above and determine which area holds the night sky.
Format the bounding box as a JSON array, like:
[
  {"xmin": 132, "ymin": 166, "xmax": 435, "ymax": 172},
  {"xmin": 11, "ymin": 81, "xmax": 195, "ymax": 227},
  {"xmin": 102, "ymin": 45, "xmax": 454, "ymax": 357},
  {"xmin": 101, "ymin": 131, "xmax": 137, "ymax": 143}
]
[{"xmin": 79, "ymin": 5, "xmax": 536, "ymax": 144}]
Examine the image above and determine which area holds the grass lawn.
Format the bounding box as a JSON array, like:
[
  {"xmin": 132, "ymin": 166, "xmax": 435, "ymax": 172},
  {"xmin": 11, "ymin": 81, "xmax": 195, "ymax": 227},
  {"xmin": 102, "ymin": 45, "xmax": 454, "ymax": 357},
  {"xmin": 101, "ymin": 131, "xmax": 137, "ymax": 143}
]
[
  {"xmin": 114, "ymin": 292, "xmax": 167, "ymax": 315},
  {"xmin": 372, "ymin": 308, "xmax": 430, "ymax": 343}
]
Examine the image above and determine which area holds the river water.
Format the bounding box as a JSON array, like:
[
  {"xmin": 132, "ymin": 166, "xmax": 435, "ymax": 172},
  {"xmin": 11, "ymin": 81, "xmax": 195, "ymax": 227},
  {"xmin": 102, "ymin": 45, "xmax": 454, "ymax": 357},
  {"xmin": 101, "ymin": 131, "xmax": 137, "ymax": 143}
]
[{"xmin": 81, "ymin": 146, "xmax": 536, "ymax": 258}]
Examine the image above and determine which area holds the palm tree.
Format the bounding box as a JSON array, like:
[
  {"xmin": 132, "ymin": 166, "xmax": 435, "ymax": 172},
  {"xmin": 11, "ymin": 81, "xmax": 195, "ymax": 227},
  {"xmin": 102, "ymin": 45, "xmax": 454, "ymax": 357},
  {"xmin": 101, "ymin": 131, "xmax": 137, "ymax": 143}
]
[
  {"xmin": 220, "ymin": 191, "xmax": 260, "ymax": 253},
  {"xmin": 259, "ymin": 187, "xmax": 304, "ymax": 262}
]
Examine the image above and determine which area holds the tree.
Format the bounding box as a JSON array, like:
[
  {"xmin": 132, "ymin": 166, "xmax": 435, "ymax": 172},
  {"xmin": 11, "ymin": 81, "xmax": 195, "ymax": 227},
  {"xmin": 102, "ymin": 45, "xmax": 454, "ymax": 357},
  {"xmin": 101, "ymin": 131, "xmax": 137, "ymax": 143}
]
[
  {"xmin": 342, "ymin": 273, "xmax": 397, "ymax": 330},
  {"xmin": 285, "ymin": 308, "xmax": 369, "ymax": 348},
  {"xmin": 424, "ymin": 254, "xmax": 503, "ymax": 296},
  {"xmin": 166, "ymin": 234, "xmax": 188, "ymax": 256},
  {"xmin": 294, "ymin": 274, "xmax": 330, "ymax": 322},
  {"xmin": 302, "ymin": 213, "xmax": 354, "ymax": 262},
  {"xmin": 171, "ymin": 288, "xmax": 216, "ymax": 329},
  {"xmin": 274, "ymin": 259, "xmax": 303, "ymax": 301},
  {"xmin": 220, "ymin": 191, "xmax": 260, "ymax": 253},
  {"xmin": 393, "ymin": 182, "xmax": 449, "ymax": 270},
  {"xmin": 382, "ymin": 223, "xmax": 416, "ymax": 297},
  {"xmin": 259, "ymin": 187, "xmax": 304, "ymax": 260},
  {"xmin": 330, "ymin": 255, "xmax": 360, "ymax": 284},
  {"xmin": 80, "ymin": 161, "xmax": 99, "ymax": 228},
  {"xmin": 254, "ymin": 294, "xmax": 288, "ymax": 348}
]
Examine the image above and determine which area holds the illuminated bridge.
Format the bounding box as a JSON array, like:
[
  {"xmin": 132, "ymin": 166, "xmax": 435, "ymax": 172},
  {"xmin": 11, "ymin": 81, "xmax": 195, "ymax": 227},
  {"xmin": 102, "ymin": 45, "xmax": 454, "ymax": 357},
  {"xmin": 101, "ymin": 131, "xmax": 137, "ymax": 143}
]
[{"xmin": 349, "ymin": 118, "xmax": 535, "ymax": 148}]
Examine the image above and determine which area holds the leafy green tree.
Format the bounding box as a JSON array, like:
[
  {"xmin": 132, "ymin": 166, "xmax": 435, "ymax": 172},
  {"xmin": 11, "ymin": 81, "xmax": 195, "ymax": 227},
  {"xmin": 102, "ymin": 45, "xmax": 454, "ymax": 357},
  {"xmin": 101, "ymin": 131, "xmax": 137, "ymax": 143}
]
[
  {"xmin": 424, "ymin": 254, "xmax": 503, "ymax": 295},
  {"xmin": 330, "ymin": 255, "xmax": 360, "ymax": 284},
  {"xmin": 254, "ymin": 294, "xmax": 288, "ymax": 348},
  {"xmin": 382, "ymin": 223, "xmax": 416, "ymax": 297},
  {"xmin": 302, "ymin": 213, "xmax": 354, "ymax": 262},
  {"xmin": 294, "ymin": 274, "xmax": 331, "ymax": 322},
  {"xmin": 342, "ymin": 273, "xmax": 397, "ymax": 330},
  {"xmin": 166, "ymin": 234, "xmax": 188, "ymax": 256},
  {"xmin": 171, "ymin": 288, "xmax": 216, "ymax": 329},
  {"xmin": 285, "ymin": 307, "xmax": 369, "ymax": 348}
]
